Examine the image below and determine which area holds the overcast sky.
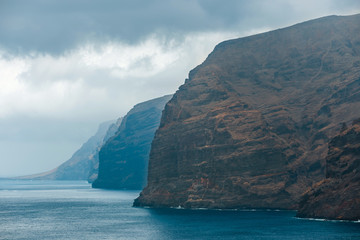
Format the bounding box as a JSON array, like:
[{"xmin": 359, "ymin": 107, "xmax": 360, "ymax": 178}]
[{"xmin": 0, "ymin": 0, "xmax": 359, "ymax": 177}]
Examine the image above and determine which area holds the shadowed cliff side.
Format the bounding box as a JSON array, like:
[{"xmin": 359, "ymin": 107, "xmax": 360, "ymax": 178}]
[
  {"xmin": 92, "ymin": 95, "xmax": 172, "ymax": 190},
  {"xmin": 297, "ymin": 119, "xmax": 360, "ymax": 221},
  {"xmin": 87, "ymin": 118, "xmax": 123, "ymax": 182},
  {"xmin": 134, "ymin": 14, "xmax": 360, "ymax": 209}
]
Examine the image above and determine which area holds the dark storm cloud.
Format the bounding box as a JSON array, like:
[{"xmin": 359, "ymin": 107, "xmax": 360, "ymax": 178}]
[
  {"xmin": 2, "ymin": 0, "xmax": 359, "ymax": 55},
  {"xmin": 0, "ymin": 0, "xmax": 239, "ymax": 54}
]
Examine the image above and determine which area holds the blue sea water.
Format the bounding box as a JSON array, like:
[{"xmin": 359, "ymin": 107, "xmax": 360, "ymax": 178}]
[{"xmin": 0, "ymin": 180, "xmax": 359, "ymax": 240}]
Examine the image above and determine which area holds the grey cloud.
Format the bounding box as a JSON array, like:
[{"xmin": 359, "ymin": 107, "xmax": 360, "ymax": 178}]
[
  {"xmin": 0, "ymin": 0, "xmax": 223, "ymax": 54},
  {"xmin": 1, "ymin": 0, "xmax": 359, "ymax": 55}
]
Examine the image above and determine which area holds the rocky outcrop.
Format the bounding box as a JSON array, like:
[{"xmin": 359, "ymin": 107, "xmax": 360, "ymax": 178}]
[
  {"xmin": 92, "ymin": 95, "xmax": 172, "ymax": 190},
  {"xmin": 134, "ymin": 14, "xmax": 360, "ymax": 209},
  {"xmin": 20, "ymin": 119, "xmax": 121, "ymax": 182},
  {"xmin": 297, "ymin": 120, "xmax": 360, "ymax": 221}
]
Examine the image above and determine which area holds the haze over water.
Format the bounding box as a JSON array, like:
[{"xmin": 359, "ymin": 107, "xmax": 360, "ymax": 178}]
[{"xmin": 0, "ymin": 180, "xmax": 359, "ymax": 240}]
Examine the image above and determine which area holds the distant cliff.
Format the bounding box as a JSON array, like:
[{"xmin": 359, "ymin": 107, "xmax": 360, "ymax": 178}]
[
  {"xmin": 297, "ymin": 120, "xmax": 360, "ymax": 221},
  {"xmin": 21, "ymin": 119, "xmax": 122, "ymax": 182},
  {"xmin": 134, "ymin": 14, "xmax": 360, "ymax": 209},
  {"xmin": 92, "ymin": 95, "xmax": 172, "ymax": 190},
  {"xmin": 88, "ymin": 117, "xmax": 123, "ymax": 182}
]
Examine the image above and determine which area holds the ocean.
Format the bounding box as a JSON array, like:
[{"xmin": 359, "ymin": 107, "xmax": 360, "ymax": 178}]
[{"xmin": 0, "ymin": 180, "xmax": 359, "ymax": 240}]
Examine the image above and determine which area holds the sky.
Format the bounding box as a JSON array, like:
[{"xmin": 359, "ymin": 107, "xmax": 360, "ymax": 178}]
[{"xmin": 0, "ymin": 0, "xmax": 359, "ymax": 177}]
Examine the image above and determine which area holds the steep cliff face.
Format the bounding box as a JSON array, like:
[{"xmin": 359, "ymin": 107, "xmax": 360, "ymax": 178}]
[
  {"xmin": 297, "ymin": 120, "xmax": 360, "ymax": 221},
  {"xmin": 87, "ymin": 117, "xmax": 123, "ymax": 182},
  {"xmin": 134, "ymin": 14, "xmax": 360, "ymax": 209},
  {"xmin": 21, "ymin": 119, "xmax": 121, "ymax": 182},
  {"xmin": 92, "ymin": 95, "xmax": 172, "ymax": 190}
]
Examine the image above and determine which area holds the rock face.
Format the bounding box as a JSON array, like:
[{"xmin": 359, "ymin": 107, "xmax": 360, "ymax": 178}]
[
  {"xmin": 134, "ymin": 14, "xmax": 360, "ymax": 209},
  {"xmin": 297, "ymin": 120, "xmax": 360, "ymax": 221},
  {"xmin": 92, "ymin": 95, "xmax": 172, "ymax": 190},
  {"xmin": 87, "ymin": 118, "xmax": 123, "ymax": 182},
  {"xmin": 20, "ymin": 119, "xmax": 121, "ymax": 181}
]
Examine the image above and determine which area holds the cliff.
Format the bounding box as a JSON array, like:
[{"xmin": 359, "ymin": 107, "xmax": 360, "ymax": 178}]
[
  {"xmin": 134, "ymin": 14, "xmax": 360, "ymax": 209},
  {"xmin": 87, "ymin": 117, "xmax": 123, "ymax": 182},
  {"xmin": 297, "ymin": 120, "xmax": 360, "ymax": 221},
  {"xmin": 20, "ymin": 119, "xmax": 121, "ymax": 182},
  {"xmin": 92, "ymin": 95, "xmax": 172, "ymax": 190}
]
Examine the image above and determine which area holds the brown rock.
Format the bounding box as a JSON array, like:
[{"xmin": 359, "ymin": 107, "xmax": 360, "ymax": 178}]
[
  {"xmin": 134, "ymin": 14, "xmax": 360, "ymax": 209},
  {"xmin": 297, "ymin": 120, "xmax": 360, "ymax": 221}
]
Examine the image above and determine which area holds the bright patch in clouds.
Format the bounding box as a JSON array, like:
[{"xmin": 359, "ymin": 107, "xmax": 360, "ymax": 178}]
[
  {"xmin": 80, "ymin": 37, "xmax": 181, "ymax": 78},
  {"xmin": 0, "ymin": 57, "xmax": 29, "ymax": 117},
  {"xmin": 0, "ymin": 32, "xmax": 240, "ymax": 122}
]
